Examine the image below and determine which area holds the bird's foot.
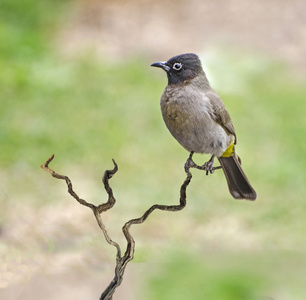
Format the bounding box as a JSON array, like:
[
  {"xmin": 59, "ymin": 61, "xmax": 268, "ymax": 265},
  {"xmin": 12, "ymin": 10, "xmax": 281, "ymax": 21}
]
[
  {"xmin": 184, "ymin": 152, "xmax": 196, "ymax": 175},
  {"xmin": 201, "ymin": 155, "xmax": 222, "ymax": 175},
  {"xmin": 202, "ymin": 156, "xmax": 215, "ymax": 175},
  {"xmin": 185, "ymin": 153, "xmax": 222, "ymax": 176}
]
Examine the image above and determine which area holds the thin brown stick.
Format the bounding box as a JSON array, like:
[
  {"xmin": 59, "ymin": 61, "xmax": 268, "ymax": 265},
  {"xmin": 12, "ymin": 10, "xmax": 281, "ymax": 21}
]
[
  {"xmin": 40, "ymin": 154, "xmax": 121, "ymax": 258},
  {"xmin": 41, "ymin": 154, "xmax": 193, "ymax": 300}
]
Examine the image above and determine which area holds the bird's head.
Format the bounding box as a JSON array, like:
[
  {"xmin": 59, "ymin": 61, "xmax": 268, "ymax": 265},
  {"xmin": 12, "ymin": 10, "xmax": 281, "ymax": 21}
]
[{"xmin": 151, "ymin": 53, "xmax": 204, "ymax": 85}]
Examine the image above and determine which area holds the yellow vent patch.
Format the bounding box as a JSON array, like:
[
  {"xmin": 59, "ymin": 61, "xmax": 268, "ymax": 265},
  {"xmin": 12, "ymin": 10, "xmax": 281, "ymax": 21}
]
[{"xmin": 221, "ymin": 142, "xmax": 235, "ymax": 157}]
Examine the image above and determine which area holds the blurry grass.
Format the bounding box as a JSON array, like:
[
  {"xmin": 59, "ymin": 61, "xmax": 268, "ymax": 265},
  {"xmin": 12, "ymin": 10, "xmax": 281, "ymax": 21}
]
[
  {"xmin": 146, "ymin": 251, "xmax": 267, "ymax": 300},
  {"xmin": 1, "ymin": 1, "xmax": 306, "ymax": 299},
  {"xmin": 0, "ymin": 55, "xmax": 165, "ymax": 167},
  {"xmin": 144, "ymin": 248, "xmax": 306, "ymax": 300}
]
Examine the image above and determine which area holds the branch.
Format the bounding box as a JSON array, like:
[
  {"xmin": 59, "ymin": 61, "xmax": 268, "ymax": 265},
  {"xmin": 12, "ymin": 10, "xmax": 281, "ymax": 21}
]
[
  {"xmin": 41, "ymin": 154, "xmax": 193, "ymax": 300},
  {"xmin": 40, "ymin": 154, "xmax": 121, "ymax": 258},
  {"xmin": 122, "ymin": 172, "xmax": 191, "ymax": 259}
]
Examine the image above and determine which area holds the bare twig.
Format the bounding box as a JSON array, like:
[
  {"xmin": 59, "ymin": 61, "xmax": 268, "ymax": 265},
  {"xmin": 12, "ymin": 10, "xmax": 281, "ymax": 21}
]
[
  {"xmin": 40, "ymin": 154, "xmax": 121, "ymax": 258},
  {"xmin": 41, "ymin": 154, "xmax": 193, "ymax": 300}
]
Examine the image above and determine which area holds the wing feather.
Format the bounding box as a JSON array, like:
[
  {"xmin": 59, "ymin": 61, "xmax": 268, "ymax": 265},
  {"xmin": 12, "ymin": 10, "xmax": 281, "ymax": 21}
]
[{"xmin": 207, "ymin": 92, "xmax": 237, "ymax": 144}]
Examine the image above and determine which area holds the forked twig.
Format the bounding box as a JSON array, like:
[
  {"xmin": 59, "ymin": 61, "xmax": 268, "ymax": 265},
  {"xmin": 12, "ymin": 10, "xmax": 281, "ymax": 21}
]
[
  {"xmin": 40, "ymin": 154, "xmax": 193, "ymax": 300},
  {"xmin": 41, "ymin": 154, "xmax": 121, "ymax": 259}
]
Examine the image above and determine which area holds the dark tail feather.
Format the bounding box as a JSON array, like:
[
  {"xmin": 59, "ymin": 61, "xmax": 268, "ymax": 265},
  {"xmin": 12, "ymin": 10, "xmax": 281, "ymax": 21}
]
[{"xmin": 218, "ymin": 156, "xmax": 257, "ymax": 200}]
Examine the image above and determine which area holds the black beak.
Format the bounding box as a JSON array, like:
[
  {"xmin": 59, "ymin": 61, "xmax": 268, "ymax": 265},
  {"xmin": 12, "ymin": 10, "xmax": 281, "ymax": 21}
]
[{"xmin": 150, "ymin": 61, "xmax": 170, "ymax": 72}]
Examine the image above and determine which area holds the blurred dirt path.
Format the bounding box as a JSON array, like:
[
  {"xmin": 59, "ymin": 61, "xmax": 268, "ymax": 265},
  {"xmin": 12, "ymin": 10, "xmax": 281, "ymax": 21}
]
[{"xmin": 58, "ymin": 0, "xmax": 306, "ymax": 72}]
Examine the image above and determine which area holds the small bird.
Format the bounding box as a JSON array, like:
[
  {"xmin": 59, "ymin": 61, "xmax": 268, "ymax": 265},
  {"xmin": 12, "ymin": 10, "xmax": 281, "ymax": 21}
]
[{"xmin": 151, "ymin": 53, "xmax": 257, "ymax": 200}]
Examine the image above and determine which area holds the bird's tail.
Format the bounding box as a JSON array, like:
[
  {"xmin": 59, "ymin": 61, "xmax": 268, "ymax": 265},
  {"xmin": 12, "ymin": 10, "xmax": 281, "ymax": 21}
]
[{"xmin": 218, "ymin": 155, "xmax": 257, "ymax": 200}]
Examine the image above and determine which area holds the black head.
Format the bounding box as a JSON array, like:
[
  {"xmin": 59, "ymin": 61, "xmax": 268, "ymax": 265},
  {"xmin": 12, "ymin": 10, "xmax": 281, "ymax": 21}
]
[{"xmin": 151, "ymin": 53, "xmax": 204, "ymax": 85}]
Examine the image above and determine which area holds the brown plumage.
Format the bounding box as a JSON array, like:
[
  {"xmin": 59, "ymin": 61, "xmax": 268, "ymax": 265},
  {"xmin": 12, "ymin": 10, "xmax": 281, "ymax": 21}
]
[{"xmin": 151, "ymin": 53, "xmax": 257, "ymax": 200}]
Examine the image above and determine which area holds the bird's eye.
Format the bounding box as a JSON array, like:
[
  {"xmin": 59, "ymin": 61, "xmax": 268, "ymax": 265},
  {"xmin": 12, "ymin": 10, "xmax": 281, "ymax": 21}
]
[{"xmin": 173, "ymin": 62, "xmax": 182, "ymax": 71}]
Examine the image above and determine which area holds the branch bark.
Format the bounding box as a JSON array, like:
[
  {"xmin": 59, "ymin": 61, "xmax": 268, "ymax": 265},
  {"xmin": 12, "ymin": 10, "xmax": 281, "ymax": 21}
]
[{"xmin": 40, "ymin": 154, "xmax": 193, "ymax": 299}]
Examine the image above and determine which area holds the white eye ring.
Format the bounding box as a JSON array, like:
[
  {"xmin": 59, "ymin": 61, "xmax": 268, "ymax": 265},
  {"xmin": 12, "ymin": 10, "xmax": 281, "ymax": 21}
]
[{"xmin": 173, "ymin": 62, "xmax": 182, "ymax": 71}]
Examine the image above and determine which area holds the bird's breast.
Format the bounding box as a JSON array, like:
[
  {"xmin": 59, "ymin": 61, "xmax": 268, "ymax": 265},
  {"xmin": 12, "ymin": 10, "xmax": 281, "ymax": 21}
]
[{"xmin": 160, "ymin": 85, "xmax": 231, "ymax": 156}]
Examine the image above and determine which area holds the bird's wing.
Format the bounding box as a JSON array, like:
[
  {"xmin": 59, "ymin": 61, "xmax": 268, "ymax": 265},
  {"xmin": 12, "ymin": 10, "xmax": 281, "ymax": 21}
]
[{"xmin": 207, "ymin": 92, "xmax": 237, "ymax": 144}]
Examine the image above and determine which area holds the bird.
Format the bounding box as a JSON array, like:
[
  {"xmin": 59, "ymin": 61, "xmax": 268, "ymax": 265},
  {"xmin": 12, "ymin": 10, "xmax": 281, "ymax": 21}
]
[{"xmin": 151, "ymin": 53, "xmax": 257, "ymax": 200}]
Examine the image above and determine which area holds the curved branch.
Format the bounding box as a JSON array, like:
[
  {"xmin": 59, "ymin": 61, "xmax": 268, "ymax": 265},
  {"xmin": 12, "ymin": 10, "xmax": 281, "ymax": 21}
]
[
  {"xmin": 122, "ymin": 172, "xmax": 192, "ymax": 259},
  {"xmin": 41, "ymin": 154, "xmax": 194, "ymax": 300},
  {"xmin": 40, "ymin": 154, "xmax": 121, "ymax": 258},
  {"xmin": 99, "ymin": 171, "xmax": 192, "ymax": 300}
]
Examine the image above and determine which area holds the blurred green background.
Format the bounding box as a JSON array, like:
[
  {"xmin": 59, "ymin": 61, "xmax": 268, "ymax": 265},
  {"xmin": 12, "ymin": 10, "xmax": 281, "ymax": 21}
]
[{"xmin": 1, "ymin": 0, "xmax": 306, "ymax": 299}]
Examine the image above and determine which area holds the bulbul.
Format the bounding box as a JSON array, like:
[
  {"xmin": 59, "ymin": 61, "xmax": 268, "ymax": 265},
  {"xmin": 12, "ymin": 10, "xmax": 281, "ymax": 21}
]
[{"xmin": 151, "ymin": 53, "xmax": 257, "ymax": 200}]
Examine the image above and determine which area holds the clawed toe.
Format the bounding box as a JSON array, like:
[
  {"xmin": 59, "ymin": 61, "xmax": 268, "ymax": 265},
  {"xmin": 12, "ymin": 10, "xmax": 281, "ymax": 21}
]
[
  {"xmin": 202, "ymin": 155, "xmax": 216, "ymax": 175},
  {"xmin": 203, "ymin": 160, "xmax": 215, "ymax": 175},
  {"xmin": 184, "ymin": 153, "xmax": 221, "ymax": 176}
]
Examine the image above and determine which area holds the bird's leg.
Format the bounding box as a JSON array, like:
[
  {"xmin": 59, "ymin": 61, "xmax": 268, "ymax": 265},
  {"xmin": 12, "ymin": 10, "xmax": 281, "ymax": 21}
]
[
  {"xmin": 185, "ymin": 152, "xmax": 222, "ymax": 175},
  {"xmin": 184, "ymin": 152, "xmax": 196, "ymax": 174},
  {"xmin": 203, "ymin": 155, "xmax": 215, "ymax": 176}
]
